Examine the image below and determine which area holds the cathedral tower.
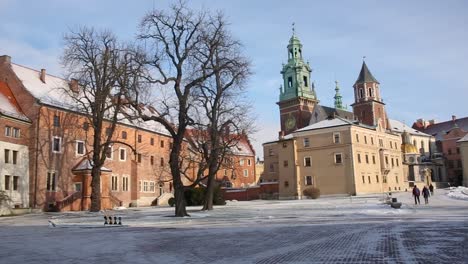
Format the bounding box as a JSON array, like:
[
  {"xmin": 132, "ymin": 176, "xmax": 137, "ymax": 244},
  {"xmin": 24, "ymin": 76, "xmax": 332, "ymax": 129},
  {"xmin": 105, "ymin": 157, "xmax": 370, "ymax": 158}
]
[
  {"xmin": 351, "ymin": 61, "xmax": 389, "ymax": 130},
  {"xmin": 278, "ymin": 26, "xmax": 318, "ymax": 135}
]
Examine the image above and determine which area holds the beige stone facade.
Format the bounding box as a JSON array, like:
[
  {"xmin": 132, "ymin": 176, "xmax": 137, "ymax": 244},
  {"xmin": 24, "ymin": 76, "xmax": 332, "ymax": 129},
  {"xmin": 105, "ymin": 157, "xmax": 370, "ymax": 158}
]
[
  {"xmin": 263, "ymin": 118, "xmax": 408, "ymax": 198},
  {"xmin": 458, "ymin": 135, "xmax": 468, "ymax": 187}
]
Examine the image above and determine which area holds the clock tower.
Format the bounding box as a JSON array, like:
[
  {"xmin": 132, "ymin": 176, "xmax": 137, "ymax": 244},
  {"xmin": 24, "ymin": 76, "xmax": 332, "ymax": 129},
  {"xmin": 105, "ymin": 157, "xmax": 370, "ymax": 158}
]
[{"xmin": 278, "ymin": 26, "xmax": 318, "ymax": 135}]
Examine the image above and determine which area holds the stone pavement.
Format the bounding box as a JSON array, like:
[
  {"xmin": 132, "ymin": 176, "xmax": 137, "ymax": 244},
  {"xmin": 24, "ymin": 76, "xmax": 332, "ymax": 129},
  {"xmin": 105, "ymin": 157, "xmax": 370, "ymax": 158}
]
[{"xmin": 0, "ymin": 191, "xmax": 467, "ymax": 263}]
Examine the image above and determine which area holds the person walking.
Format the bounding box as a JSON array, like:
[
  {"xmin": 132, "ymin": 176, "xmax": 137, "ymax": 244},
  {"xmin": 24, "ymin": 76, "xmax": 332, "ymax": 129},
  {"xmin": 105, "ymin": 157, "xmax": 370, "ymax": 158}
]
[
  {"xmin": 429, "ymin": 184, "xmax": 434, "ymax": 195},
  {"xmin": 412, "ymin": 185, "xmax": 421, "ymax": 205},
  {"xmin": 422, "ymin": 186, "xmax": 430, "ymax": 204}
]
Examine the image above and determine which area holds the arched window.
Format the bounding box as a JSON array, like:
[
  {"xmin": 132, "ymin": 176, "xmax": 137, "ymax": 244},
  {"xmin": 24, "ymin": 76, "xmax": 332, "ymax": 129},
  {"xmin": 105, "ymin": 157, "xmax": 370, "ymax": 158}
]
[
  {"xmin": 359, "ymin": 88, "xmax": 364, "ymax": 98},
  {"xmin": 368, "ymin": 88, "xmax": 373, "ymax": 97}
]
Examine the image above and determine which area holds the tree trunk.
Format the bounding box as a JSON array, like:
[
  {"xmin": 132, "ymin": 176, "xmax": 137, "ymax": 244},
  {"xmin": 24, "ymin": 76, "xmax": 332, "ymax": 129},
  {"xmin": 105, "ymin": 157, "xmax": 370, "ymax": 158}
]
[
  {"xmin": 202, "ymin": 175, "xmax": 215, "ymax": 211},
  {"xmin": 170, "ymin": 139, "xmax": 189, "ymax": 217},
  {"xmin": 90, "ymin": 166, "xmax": 101, "ymax": 212}
]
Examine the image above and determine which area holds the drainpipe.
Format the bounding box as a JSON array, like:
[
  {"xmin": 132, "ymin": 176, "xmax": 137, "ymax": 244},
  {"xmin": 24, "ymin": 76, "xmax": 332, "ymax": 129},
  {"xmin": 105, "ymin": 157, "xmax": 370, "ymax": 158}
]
[{"xmin": 33, "ymin": 104, "xmax": 42, "ymax": 208}]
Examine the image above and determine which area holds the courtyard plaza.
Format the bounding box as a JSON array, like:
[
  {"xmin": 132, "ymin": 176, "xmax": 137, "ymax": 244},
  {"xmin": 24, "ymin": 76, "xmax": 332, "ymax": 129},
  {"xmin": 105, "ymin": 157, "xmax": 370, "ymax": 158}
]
[{"xmin": 0, "ymin": 188, "xmax": 467, "ymax": 263}]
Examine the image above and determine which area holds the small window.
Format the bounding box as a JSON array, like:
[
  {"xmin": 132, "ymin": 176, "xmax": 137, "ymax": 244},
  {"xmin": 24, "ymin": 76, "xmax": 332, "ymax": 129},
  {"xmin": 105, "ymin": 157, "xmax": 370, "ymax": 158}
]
[
  {"xmin": 305, "ymin": 176, "xmax": 313, "ymax": 185},
  {"xmin": 13, "ymin": 176, "xmax": 19, "ymax": 191},
  {"xmin": 111, "ymin": 175, "xmax": 118, "ymax": 191},
  {"xmin": 383, "ymin": 176, "xmax": 387, "ymax": 183},
  {"xmin": 12, "ymin": 128, "xmax": 20, "ymax": 138},
  {"xmin": 138, "ymin": 135, "xmax": 142, "ymax": 143},
  {"xmin": 160, "ymin": 157, "xmax": 164, "ymax": 166},
  {"xmin": 137, "ymin": 153, "xmax": 142, "ymax": 163},
  {"xmin": 269, "ymin": 149, "xmax": 274, "ymax": 156},
  {"xmin": 53, "ymin": 115, "xmax": 60, "ymax": 127},
  {"xmin": 362, "ymin": 175, "xmax": 365, "ymax": 184},
  {"xmin": 368, "ymin": 176, "xmax": 371, "ymax": 184},
  {"xmin": 4, "ymin": 175, "xmax": 11, "ymax": 190},
  {"xmin": 357, "ymin": 153, "xmax": 361, "ymax": 163},
  {"xmin": 12, "ymin": 151, "xmax": 18, "ymax": 165},
  {"xmin": 122, "ymin": 131, "xmax": 127, "ymax": 139},
  {"xmin": 160, "ymin": 140, "xmax": 165, "ymax": 148},
  {"xmin": 83, "ymin": 122, "xmax": 89, "ymax": 131},
  {"xmin": 143, "ymin": 181, "xmax": 148, "ymax": 192},
  {"xmin": 288, "ymin": 77, "xmax": 293, "ymax": 88},
  {"xmin": 359, "ymin": 88, "xmax": 364, "ymax": 98},
  {"xmin": 243, "ymin": 169, "xmax": 248, "ymax": 177},
  {"xmin": 303, "ymin": 76, "xmax": 308, "ymax": 87},
  {"xmin": 106, "ymin": 145, "xmax": 113, "ymax": 159},
  {"xmin": 282, "ymin": 142, "xmax": 287, "ymax": 148},
  {"xmin": 364, "ymin": 136, "xmax": 367, "ymax": 144},
  {"xmin": 284, "ymin": 160, "xmax": 288, "ymax": 167},
  {"xmin": 284, "ymin": 181, "xmax": 289, "ymax": 187},
  {"xmin": 371, "ymin": 137, "xmax": 374, "ymax": 145},
  {"xmin": 391, "ymin": 158, "xmax": 394, "ymax": 167},
  {"xmin": 385, "ymin": 156, "xmax": 389, "ymax": 165},
  {"xmin": 119, "ymin": 148, "xmax": 127, "ymax": 161},
  {"xmin": 150, "ymin": 182, "xmax": 155, "ymax": 192},
  {"xmin": 4, "ymin": 149, "xmax": 10, "ymax": 163},
  {"xmin": 76, "ymin": 141, "xmax": 85, "ymax": 155},
  {"xmin": 396, "ymin": 158, "xmax": 399, "ymax": 166},
  {"xmin": 150, "ymin": 138, "xmax": 154, "ymax": 146},
  {"xmin": 240, "ymin": 159, "xmax": 245, "ymax": 166},
  {"xmin": 150, "ymin": 156, "xmax": 154, "ymax": 165},
  {"xmin": 46, "ymin": 172, "xmax": 56, "ymax": 191},
  {"xmin": 368, "ymin": 88, "xmax": 373, "ymax": 97},
  {"xmin": 304, "ymin": 157, "xmax": 311, "ymax": 167},
  {"xmin": 396, "ymin": 176, "xmax": 399, "ymax": 184},
  {"xmin": 303, "ymin": 138, "xmax": 310, "ymax": 147},
  {"xmin": 247, "ymin": 159, "xmax": 251, "ymax": 166},
  {"xmin": 122, "ymin": 176, "xmax": 129, "ymax": 192},
  {"xmin": 4, "ymin": 126, "xmax": 11, "ymax": 137},
  {"xmin": 356, "ymin": 134, "xmax": 359, "ymax": 143},
  {"xmin": 365, "ymin": 154, "xmax": 369, "ymax": 164},
  {"xmin": 52, "ymin": 137, "xmax": 61, "ymax": 153},
  {"xmin": 333, "ymin": 133, "xmax": 341, "ymax": 144},
  {"xmin": 376, "ymin": 175, "xmax": 379, "ymax": 183},
  {"xmin": 334, "ymin": 153, "xmax": 343, "ymax": 164},
  {"xmin": 372, "ymin": 155, "xmax": 376, "ymax": 164}
]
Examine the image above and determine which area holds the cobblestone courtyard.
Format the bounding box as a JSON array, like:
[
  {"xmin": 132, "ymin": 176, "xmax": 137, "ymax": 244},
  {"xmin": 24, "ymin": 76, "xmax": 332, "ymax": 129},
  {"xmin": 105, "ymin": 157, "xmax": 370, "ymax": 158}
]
[{"xmin": 1, "ymin": 191, "xmax": 467, "ymax": 263}]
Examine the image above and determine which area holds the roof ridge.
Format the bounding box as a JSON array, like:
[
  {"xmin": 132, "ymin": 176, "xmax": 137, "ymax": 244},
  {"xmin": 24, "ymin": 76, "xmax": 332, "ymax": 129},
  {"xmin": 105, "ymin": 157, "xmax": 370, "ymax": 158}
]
[{"xmin": 11, "ymin": 63, "xmax": 65, "ymax": 81}]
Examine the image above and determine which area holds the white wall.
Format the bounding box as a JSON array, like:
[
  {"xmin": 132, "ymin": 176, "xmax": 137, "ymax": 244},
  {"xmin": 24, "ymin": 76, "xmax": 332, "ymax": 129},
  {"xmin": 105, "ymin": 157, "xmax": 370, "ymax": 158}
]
[{"xmin": 0, "ymin": 141, "xmax": 29, "ymax": 208}]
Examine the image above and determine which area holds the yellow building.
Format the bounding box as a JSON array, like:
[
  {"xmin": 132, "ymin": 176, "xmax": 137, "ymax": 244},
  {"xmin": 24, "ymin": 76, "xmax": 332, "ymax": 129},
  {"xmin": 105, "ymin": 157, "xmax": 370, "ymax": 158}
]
[
  {"xmin": 263, "ymin": 117, "xmax": 407, "ymax": 198},
  {"xmin": 458, "ymin": 135, "xmax": 468, "ymax": 187}
]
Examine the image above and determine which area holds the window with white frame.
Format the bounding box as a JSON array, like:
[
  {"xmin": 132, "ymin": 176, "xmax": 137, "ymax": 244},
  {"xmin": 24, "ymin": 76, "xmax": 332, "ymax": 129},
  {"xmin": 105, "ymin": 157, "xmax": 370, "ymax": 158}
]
[
  {"xmin": 303, "ymin": 138, "xmax": 310, "ymax": 147},
  {"xmin": 143, "ymin": 181, "xmax": 149, "ymax": 192},
  {"xmin": 243, "ymin": 169, "xmax": 248, "ymax": 177},
  {"xmin": 333, "ymin": 132, "xmax": 340, "ymax": 144},
  {"xmin": 119, "ymin": 147, "xmax": 126, "ymax": 161},
  {"xmin": 46, "ymin": 171, "xmax": 56, "ymax": 191},
  {"xmin": 122, "ymin": 176, "xmax": 129, "ymax": 192},
  {"xmin": 76, "ymin": 141, "xmax": 85, "ymax": 156},
  {"xmin": 305, "ymin": 176, "xmax": 313, "ymax": 185},
  {"xmin": 52, "ymin": 136, "xmax": 62, "ymax": 153},
  {"xmin": 111, "ymin": 175, "xmax": 118, "ymax": 191},
  {"xmin": 247, "ymin": 159, "xmax": 251, "ymax": 166},
  {"xmin": 304, "ymin": 157, "xmax": 311, "ymax": 167},
  {"xmin": 149, "ymin": 181, "xmax": 155, "ymax": 192},
  {"xmin": 5, "ymin": 126, "xmax": 11, "ymax": 136},
  {"xmin": 334, "ymin": 153, "xmax": 343, "ymax": 164},
  {"xmin": 12, "ymin": 128, "xmax": 20, "ymax": 138},
  {"xmin": 239, "ymin": 159, "xmax": 245, "ymax": 166}
]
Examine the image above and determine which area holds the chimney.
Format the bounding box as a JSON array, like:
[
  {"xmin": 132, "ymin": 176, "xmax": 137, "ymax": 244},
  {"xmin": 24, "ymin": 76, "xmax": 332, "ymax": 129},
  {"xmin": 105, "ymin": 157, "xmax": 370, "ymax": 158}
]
[
  {"xmin": 452, "ymin": 115, "xmax": 456, "ymax": 122},
  {"xmin": 0, "ymin": 55, "xmax": 11, "ymax": 65},
  {"xmin": 69, "ymin": 78, "xmax": 79, "ymax": 93},
  {"xmin": 278, "ymin": 130, "xmax": 285, "ymax": 139},
  {"xmin": 40, "ymin": 69, "xmax": 46, "ymax": 83}
]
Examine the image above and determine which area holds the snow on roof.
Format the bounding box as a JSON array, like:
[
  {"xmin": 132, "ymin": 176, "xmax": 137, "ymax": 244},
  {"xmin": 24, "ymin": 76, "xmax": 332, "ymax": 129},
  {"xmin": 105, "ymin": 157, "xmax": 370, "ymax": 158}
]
[
  {"xmin": 230, "ymin": 138, "xmax": 254, "ymax": 156},
  {"xmin": 389, "ymin": 119, "xmax": 431, "ymax": 137},
  {"xmin": 72, "ymin": 158, "xmax": 112, "ymax": 172},
  {"xmin": 295, "ymin": 117, "xmax": 353, "ymax": 133},
  {"xmin": 11, "ymin": 63, "xmax": 170, "ymax": 136},
  {"xmin": 458, "ymin": 134, "xmax": 468, "ymax": 143},
  {"xmin": 0, "ymin": 82, "xmax": 30, "ymax": 122}
]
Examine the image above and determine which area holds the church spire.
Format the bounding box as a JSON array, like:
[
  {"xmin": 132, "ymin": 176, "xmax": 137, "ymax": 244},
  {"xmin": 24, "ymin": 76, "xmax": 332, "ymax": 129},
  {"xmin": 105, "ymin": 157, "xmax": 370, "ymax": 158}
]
[
  {"xmin": 334, "ymin": 80, "xmax": 344, "ymax": 110},
  {"xmin": 355, "ymin": 60, "xmax": 379, "ymax": 85}
]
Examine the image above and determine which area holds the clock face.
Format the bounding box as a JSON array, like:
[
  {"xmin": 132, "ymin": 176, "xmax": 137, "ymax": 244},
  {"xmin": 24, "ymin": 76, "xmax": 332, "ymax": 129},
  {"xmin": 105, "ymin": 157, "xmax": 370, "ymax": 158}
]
[{"xmin": 285, "ymin": 115, "xmax": 296, "ymax": 130}]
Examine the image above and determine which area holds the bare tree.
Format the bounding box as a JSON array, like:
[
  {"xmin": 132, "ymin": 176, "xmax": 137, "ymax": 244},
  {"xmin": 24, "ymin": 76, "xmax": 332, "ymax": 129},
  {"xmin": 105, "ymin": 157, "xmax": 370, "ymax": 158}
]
[
  {"xmin": 135, "ymin": 2, "xmax": 236, "ymax": 216},
  {"xmin": 61, "ymin": 27, "xmax": 145, "ymax": 212},
  {"xmin": 190, "ymin": 14, "xmax": 253, "ymax": 210}
]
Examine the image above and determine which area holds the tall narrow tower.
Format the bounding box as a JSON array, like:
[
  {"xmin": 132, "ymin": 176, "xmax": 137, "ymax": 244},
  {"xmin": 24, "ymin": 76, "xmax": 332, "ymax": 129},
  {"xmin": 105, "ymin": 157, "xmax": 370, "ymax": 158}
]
[
  {"xmin": 351, "ymin": 61, "xmax": 389, "ymax": 129},
  {"xmin": 278, "ymin": 26, "xmax": 318, "ymax": 135},
  {"xmin": 334, "ymin": 80, "xmax": 345, "ymax": 110}
]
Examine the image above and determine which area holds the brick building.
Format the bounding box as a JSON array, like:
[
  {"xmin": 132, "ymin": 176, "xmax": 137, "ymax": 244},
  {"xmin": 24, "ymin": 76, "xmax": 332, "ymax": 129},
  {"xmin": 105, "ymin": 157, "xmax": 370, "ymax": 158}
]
[{"xmin": 0, "ymin": 55, "xmax": 256, "ymax": 211}]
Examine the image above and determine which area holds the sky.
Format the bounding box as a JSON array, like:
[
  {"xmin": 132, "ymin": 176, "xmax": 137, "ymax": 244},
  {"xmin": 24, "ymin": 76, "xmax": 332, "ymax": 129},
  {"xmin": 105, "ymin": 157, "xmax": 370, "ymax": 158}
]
[{"xmin": 1, "ymin": 0, "xmax": 467, "ymax": 158}]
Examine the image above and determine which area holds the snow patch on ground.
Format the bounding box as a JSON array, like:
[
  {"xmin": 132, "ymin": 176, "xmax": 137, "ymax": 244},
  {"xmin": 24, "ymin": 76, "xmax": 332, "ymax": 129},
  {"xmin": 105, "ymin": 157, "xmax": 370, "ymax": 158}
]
[{"xmin": 446, "ymin": 186, "xmax": 468, "ymax": 201}]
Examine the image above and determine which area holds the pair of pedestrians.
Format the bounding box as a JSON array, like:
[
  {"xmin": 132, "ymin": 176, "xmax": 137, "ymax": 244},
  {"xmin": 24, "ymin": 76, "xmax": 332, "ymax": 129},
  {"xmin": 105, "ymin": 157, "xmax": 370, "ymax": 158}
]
[{"xmin": 412, "ymin": 185, "xmax": 431, "ymax": 205}]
